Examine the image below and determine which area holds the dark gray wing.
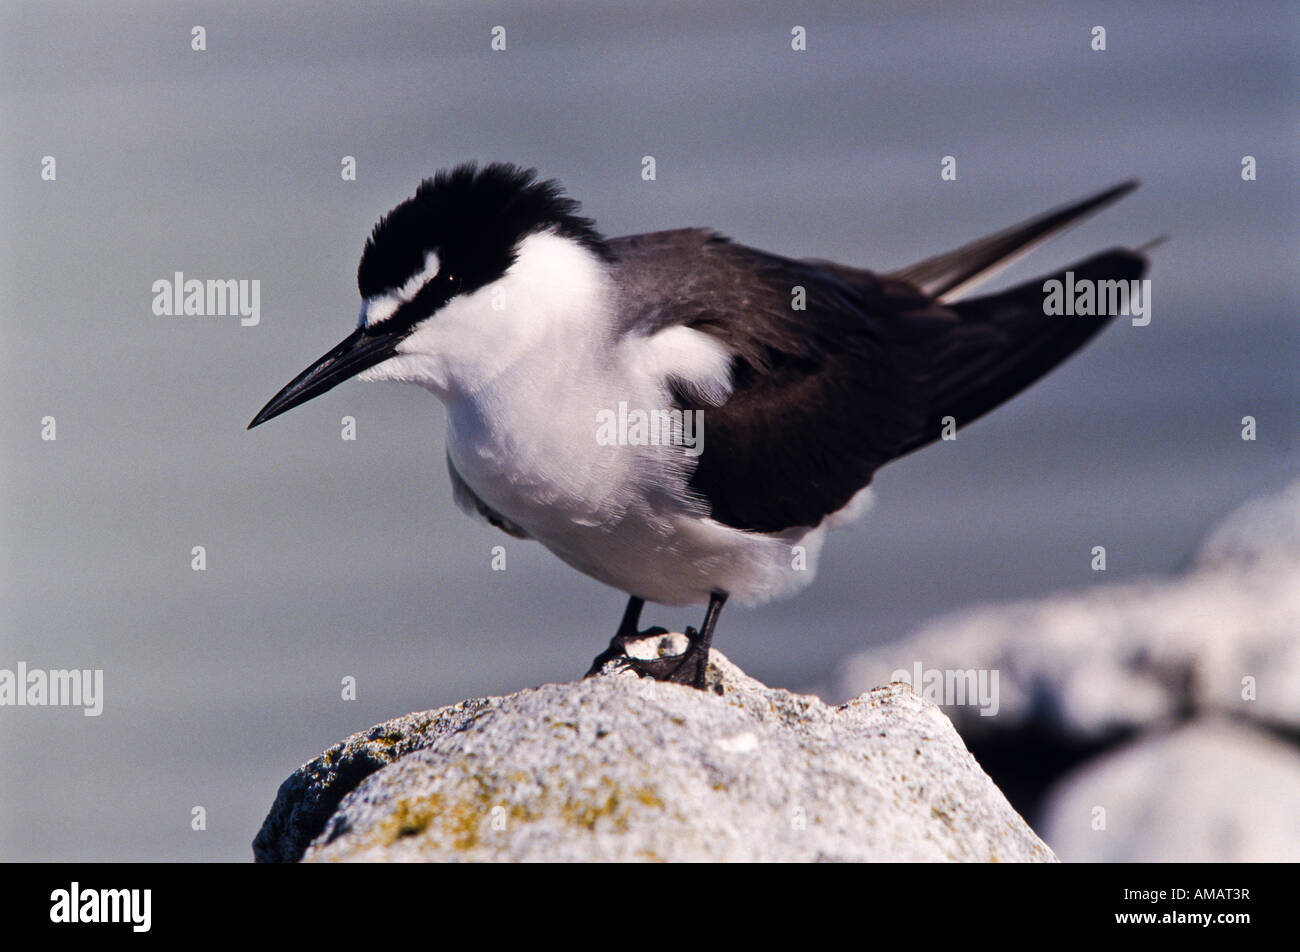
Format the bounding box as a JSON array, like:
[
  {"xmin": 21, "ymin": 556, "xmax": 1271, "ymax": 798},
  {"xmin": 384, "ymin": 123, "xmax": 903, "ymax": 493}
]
[
  {"xmin": 611, "ymin": 229, "xmax": 951, "ymax": 532},
  {"xmin": 608, "ymin": 224, "xmax": 1144, "ymax": 534}
]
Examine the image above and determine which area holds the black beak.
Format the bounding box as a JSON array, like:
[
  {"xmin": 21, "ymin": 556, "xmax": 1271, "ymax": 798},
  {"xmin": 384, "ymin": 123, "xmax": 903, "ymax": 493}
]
[{"xmin": 247, "ymin": 327, "xmax": 403, "ymax": 429}]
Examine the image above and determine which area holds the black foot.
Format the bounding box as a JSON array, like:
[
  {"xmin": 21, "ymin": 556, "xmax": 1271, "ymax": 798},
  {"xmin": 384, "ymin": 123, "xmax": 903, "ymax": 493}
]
[
  {"xmin": 583, "ymin": 592, "xmax": 727, "ymax": 691},
  {"xmin": 583, "ymin": 625, "xmax": 674, "ymax": 678},
  {"xmin": 582, "ymin": 625, "xmax": 710, "ymax": 688},
  {"xmin": 659, "ymin": 625, "xmax": 710, "ymax": 689}
]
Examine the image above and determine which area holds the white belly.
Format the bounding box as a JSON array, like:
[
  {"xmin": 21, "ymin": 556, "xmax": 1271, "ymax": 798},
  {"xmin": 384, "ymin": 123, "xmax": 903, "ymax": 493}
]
[{"xmin": 443, "ymin": 382, "xmax": 827, "ymax": 607}]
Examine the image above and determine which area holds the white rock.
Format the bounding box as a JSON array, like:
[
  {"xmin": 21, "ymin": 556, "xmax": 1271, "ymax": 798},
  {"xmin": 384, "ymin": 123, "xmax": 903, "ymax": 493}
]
[
  {"xmin": 837, "ymin": 478, "xmax": 1300, "ymax": 739},
  {"xmin": 1038, "ymin": 718, "xmax": 1300, "ymax": 862},
  {"xmin": 254, "ymin": 652, "xmax": 1055, "ymax": 862},
  {"xmin": 1198, "ymin": 479, "xmax": 1300, "ymax": 570}
]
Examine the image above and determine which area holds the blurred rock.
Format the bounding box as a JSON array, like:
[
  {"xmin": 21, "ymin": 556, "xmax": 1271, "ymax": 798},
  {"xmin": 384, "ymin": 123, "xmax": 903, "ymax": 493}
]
[
  {"xmin": 838, "ymin": 478, "xmax": 1300, "ymax": 741},
  {"xmin": 254, "ymin": 650, "xmax": 1054, "ymax": 862},
  {"xmin": 1197, "ymin": 478, "xmax": 1300, "ymax": 569},
  {"xmin": 835, "ymin": 477, "xmax": 1300, "ymax": 858},
  {"xmin": 1039, "ymin": 718, "xmax": 1300, "ymax": 862}
]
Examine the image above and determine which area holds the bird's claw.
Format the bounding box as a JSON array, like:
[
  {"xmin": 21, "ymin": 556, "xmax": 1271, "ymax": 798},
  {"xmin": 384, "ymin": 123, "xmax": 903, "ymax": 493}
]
[{"xmin": 584, "ymin": 625, "xmax": 710, "ymax": 689}]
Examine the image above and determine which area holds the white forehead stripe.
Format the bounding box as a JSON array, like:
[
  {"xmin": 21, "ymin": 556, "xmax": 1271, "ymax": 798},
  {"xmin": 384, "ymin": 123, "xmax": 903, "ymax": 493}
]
[
  {"xmin": 364, "ymin": 295, "xmax": 400, "ymax": 326},
  {"xmin": 363, "ymin": 250, "xmax": 441, "ymax": 327}
]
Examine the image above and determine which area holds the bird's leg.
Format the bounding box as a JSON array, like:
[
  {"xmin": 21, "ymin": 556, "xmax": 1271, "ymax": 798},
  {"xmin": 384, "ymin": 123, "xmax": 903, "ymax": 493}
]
[
  {"xmin": 615, "ymin": 594, "xmax": 646, "ymax": 640},
  {"xmin": 662, "ymin": 590, "xmax": 728, "ymax": 690}
]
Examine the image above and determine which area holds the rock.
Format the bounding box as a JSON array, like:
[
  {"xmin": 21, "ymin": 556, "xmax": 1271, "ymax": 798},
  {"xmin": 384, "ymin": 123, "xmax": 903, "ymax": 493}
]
[
  {"xmin": 254, "ymin": 649, "xmax": 1055, "ymax": 862},
  {"xmin": 837, "ymin": 478, "xmax": 1300, "ymax": 743},
  {"xmin": 1038, "ymin": 718, "xmax": 1300, "ymax": 862},
  {"xmin": 834, "ymin": 477, "xmax": 1300, "ymax": 857},
  {"xmin": 1197, "ymin": 478, "xmax": 1300, "ymax": 570}
]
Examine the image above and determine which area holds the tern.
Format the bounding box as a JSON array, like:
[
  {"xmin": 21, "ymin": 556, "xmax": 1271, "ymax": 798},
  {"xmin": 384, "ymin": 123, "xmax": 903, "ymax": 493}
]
[{"xmin": 249, "ymin": 163, "xmax": 1146, "ymax": 689}]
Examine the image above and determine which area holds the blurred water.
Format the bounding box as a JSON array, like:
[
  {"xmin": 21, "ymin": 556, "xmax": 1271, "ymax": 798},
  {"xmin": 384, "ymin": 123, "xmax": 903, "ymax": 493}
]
[{"xmin": 1, "ymin": 0, "xmax": 1297, "ymax": 860}]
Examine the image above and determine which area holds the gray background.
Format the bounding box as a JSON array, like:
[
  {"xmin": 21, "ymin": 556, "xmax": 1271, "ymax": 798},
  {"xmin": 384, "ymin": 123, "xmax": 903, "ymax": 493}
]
[{"xmin": 1, "ymin": 1, "xmax": 1296, "ymax": 861}]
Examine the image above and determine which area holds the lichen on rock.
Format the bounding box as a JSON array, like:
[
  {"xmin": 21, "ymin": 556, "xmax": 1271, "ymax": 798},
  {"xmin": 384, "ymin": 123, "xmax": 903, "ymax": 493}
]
[{"xmin": 254, "ymin": 649, "xmax": 1054, "ymax": 863}]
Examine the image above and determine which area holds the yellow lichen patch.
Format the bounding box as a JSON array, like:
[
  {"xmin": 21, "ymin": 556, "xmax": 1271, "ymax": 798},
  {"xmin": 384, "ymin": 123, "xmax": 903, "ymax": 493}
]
[
  {"xmin": 635, "ymin": 788, "xmax": 665, "ymax": 808},
  {"xmin": 381, "ymin": 793, "xmax": 446, "ymax": 841},
  {"xmin": 930, "ymin": 803, "xmax": 957, "ymax": 830},
  {"xmin": 558, "ymin": 778, "xmax": 665, "ymax": 833},
  {"xmin": 563, "ymin": 792, "xmax": 625, "ymax": 831},
  {"xmin": 371, "ymin": 781, "xmax": 519, "ymax": 853},
  {"xmin": 441, "ymin": 795, "xmax": 491, "ymax": 851},
  {"xmin": 346, "ymin": 761, "xmax": 664, "ymax": 858}
]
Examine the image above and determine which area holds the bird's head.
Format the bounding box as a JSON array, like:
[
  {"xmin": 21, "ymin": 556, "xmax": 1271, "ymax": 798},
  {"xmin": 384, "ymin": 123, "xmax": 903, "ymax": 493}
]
[{"xmin": 248, "ymin": 162, "xmax": 609, "ymax": 429}]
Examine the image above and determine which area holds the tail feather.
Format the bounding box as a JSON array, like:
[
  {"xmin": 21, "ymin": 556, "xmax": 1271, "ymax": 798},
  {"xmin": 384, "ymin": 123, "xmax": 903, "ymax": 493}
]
[
  {"xmin": 914, "ymin": 248, "xmax": 1148, "ymax": 444},
  {"xmin": 889, "ymin": 181, "xmax": 1140, "ymax": 303}
]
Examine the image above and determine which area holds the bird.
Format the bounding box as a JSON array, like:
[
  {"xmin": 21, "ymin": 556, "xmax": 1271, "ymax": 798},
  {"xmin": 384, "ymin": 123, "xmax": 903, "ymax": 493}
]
[{"xmin": 249, "ymin": 162, "xmax": 1147, "ymax": 690}]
